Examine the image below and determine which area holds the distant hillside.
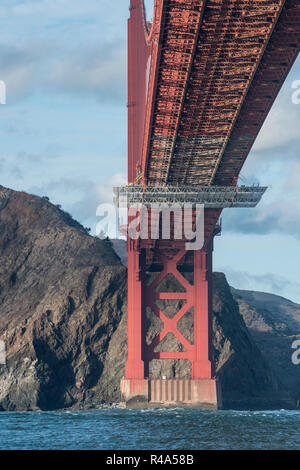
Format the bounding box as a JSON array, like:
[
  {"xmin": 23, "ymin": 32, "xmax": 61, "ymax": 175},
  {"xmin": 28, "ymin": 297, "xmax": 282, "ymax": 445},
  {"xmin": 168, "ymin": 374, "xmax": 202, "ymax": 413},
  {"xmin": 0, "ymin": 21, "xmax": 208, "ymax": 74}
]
[
  {"xmin": 0, "ymin": 186, "xmax": 296, "ymax": 410},
  {"xmin": 232, "ymin": 288, "xmax": 300, "ymax": 400},
  {"xmin": 111, "ymin": 239, "xmax": 128, "ymax": 266}
]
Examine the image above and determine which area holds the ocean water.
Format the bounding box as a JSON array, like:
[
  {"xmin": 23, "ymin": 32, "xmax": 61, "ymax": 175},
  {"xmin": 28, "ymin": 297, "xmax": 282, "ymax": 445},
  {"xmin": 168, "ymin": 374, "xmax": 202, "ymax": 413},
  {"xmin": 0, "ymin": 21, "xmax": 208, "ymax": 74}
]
[{"xmin": 0, "ymin": 408, "xmax": 299, "ymax": 450}]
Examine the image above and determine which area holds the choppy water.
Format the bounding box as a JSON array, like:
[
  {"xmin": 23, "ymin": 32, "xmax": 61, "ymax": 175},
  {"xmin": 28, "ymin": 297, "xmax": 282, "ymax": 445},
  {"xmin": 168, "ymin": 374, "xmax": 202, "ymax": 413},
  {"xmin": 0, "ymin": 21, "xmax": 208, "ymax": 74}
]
[{"xmin": 0, "ymin": 408, "xmax": 299, "ymax": 450}]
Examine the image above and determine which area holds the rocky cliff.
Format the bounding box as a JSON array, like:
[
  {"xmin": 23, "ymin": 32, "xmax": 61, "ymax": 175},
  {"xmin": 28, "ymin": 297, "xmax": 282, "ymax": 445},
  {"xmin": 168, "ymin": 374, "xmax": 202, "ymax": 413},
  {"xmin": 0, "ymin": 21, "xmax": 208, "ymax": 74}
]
[
  {"xmin": 0, "ymin": 186, "xmax": 127, "ymax": 410},
  {"xmin": 232, "ymin": 288, "xmax": 300, "ymax": 402},
  {"xmin": 0, "ymin": 186, "xmax": 295, "ymax": 410}
]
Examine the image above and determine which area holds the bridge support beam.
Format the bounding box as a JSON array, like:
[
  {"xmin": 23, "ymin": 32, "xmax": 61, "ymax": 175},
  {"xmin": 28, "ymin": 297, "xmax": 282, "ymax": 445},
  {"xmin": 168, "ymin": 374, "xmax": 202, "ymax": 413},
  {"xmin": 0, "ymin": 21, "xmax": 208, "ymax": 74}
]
[
  {"xmin": 125, "ymin": 240, "xmax": 145, "ymax": 380},
  {"xmin": 192, "ymin": 246, "xmax": 214, "ymax": 380},
  {"xmin": 121, "ymin": 213, "xmax": 222, "ymax": 409}
]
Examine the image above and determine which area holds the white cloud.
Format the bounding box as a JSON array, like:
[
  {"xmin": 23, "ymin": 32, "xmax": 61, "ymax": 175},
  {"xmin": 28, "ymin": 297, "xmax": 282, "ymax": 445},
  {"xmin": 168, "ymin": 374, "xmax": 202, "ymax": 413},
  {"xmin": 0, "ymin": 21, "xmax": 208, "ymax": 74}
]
[
  {"xmin": 0, "ymin": 40, "xmax": 126, "ymax": 102},
  {"xmin": 221, "ymin": 267, "xmax": 300, "ymax": 304},
  {"xmin": 0, "ymin": 1, "xmax": 128, "ymax": 102},
  {"xmin": 252, "ymin": 56, "xmax": 300, "ymax": 154},
  {"xmin": 225, "ymin": 157, "xmax": 300, "ymax": 238},
  {"xmin": 48, "ymin": 43, "xmax": 126, "ymax": 101},
  {"xmin": 27, "ymin": 171, "xmax": 126, "ymax": 232}
]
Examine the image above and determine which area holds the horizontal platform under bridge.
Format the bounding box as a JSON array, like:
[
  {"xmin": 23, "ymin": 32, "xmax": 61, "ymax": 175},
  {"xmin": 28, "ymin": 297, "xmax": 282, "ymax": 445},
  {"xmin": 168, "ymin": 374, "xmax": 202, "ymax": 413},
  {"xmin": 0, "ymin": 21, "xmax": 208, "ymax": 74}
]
[{"xmin": 114, "ymin": 185, "xmax": 267, "ymax": 209}]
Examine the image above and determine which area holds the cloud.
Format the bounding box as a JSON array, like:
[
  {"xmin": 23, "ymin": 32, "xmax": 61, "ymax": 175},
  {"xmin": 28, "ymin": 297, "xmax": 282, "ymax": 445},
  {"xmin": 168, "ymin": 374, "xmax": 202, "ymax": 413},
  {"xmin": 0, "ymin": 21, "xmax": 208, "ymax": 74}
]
[
  {"xmin": 0, "ymin": 0, "xmax": 119, "ymax": 24},
  {"xmin": 0, "ymin": 43, "xmax": 43, "ymax": 100},
  {"xmin": 28, "ymin": 171, "xmax": 126, "ymax": 232},
  {"xmin": 47, "ymin": 43, "xmax": 126, "ymax": 102},
  {"xmin": 221, "ymin": 267, "xmax": 300, "ymax": 303},
  {"xmin": 252, "ymin": 87, "xmax": 300, "ymax": 154},
  {"xmin": 0, "ymin": 156, "xmax": 23, "ymax": 180},
  {"xmin": 251, "ymin": 56, "xmax": 300, "ymax": 155},
  {"xmin": 0, "ymin": 1, "xmax": 128, "ymax": 103},
  {"xmin": 0, "ymin": 117, "xmax": 37, "ymax": 137},
  {"xmin": 0, "ymin": 40, "xmax": 126, "ymax": 103},
  {"xmin": 223, "ymin": 157, "xmax": 300, "ymax": 238},
  {"xmin": 69, "ymin": 172, "xmax": 126, "ymax": 226},
  {"xmin": 230, "ymin": 58, "xmax": 300, "ymax": 239},
  {"xmin": 0, "ymin": 142, "xmax": 67, "ymax": 184}
]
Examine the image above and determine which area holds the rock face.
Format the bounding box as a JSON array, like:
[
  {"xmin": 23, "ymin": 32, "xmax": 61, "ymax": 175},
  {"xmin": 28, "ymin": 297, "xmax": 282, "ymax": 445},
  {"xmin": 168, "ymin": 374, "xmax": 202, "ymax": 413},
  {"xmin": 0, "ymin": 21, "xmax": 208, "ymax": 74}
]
[
  {"xmin": 232, "ymin": 288, "xmax": 300, "ymax": 403},
  {"xmin": 0, "ymin": 186, "xmax": 294, "ymax": 410},
  {"xmin": 0, "ymin": 186, "xmax": 127, "ymax": 410}
]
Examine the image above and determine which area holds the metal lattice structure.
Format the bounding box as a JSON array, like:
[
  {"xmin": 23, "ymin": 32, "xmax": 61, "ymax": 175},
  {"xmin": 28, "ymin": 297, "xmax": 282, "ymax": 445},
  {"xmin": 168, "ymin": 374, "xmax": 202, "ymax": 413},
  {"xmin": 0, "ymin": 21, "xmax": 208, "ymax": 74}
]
[
  {"xmin": 114, "ymin": 184, "xmax": 267, "ymax": 208},
  {"xmin": 129, "ymin": 0, "xmax": 300, "ymax": 188}
]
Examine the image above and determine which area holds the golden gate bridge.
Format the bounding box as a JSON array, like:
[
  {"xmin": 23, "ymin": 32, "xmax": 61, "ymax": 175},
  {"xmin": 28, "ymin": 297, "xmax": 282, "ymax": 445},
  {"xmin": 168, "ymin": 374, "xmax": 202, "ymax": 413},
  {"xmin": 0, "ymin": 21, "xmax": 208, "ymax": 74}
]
[{"xmin": 114, "ymin": 0, "xmax": 300, "ymax": 408}]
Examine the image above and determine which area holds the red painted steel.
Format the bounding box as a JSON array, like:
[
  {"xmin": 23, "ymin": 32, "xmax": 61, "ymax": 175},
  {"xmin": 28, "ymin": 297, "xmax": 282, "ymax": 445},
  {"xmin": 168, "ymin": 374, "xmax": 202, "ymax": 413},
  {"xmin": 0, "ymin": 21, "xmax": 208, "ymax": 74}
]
[
  {"xmin": 125, "ymin": 0, "xmax": 300, "ymax": 389},
  {"xmin": 128, "ymin": 0, "xmax": 151, "ymax": 183},
  {"xmin": 125, "ymin": 238, "xmax": 146, "ymax": 379},
  {"xmin": 125, "ymin": 233, "xmax": 214, "ymax": 379},
  {"xmin": 214, "ymin": 0, "xmax": 300, "ymax": 185},
  {"xmin": 138, "ymin": 0, "xmax": 300, "ymax": 187}
]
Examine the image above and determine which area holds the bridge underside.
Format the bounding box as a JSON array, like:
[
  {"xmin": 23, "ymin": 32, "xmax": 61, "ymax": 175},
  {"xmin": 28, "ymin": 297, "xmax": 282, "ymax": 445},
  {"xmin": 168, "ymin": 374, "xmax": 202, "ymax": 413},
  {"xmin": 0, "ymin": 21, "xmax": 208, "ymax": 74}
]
[{"xmin": 129, "ymin": 0, "xmax": 300, "ymax": 188}]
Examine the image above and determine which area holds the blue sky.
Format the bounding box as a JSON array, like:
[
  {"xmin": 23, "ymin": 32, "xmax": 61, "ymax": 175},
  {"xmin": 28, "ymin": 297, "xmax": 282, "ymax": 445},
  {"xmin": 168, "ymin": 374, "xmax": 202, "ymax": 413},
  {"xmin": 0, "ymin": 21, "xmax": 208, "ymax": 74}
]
[{"xmin": 0, "ymin": 0, "xmax": 300, "ymax": 303}]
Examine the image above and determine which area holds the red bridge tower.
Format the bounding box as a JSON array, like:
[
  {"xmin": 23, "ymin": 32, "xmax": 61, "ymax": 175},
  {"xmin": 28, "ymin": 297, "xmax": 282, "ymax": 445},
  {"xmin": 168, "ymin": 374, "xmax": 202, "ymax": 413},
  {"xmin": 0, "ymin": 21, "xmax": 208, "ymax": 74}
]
[{"xmin": 114, "ymin": 0, "xmax": 300, "ymax": 408}]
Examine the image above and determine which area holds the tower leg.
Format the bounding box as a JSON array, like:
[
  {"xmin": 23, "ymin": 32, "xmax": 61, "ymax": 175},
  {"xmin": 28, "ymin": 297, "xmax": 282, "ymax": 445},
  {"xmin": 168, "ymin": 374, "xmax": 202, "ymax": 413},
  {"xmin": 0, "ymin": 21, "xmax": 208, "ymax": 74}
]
[
  {"xmin": 125, "ymin": 240, "xmax": 145, "ymax": 379},
  {"xmin": 121, "ymin": 240, "xmax": 149, "ymax": 405},
  {"xmin": 192, "ymin": 246, "xmax": 213, "ymax": 379},
  {"xmin": 189, "ymin": 240, "xmax": 222, "ymax": 408}
]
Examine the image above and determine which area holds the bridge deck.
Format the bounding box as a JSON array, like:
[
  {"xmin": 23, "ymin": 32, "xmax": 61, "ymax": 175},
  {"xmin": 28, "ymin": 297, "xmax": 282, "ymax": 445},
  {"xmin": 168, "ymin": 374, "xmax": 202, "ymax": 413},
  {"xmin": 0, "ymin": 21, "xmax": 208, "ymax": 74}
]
[{"xmin": 141, "ymin": 0, "xmax": 300, "ymax": 187}]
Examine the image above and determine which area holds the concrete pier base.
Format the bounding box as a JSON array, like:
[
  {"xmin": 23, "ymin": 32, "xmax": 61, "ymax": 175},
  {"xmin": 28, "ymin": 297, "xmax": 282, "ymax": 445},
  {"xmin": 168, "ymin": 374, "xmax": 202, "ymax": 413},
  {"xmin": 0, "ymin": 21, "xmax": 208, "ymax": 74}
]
[
  {"xmin": 120, "ymin": 378, "xmax": 222, "ymax": 409},
  {"xmin": 120, "ymin": 378, "xmax": 149, "ymax": 406}
]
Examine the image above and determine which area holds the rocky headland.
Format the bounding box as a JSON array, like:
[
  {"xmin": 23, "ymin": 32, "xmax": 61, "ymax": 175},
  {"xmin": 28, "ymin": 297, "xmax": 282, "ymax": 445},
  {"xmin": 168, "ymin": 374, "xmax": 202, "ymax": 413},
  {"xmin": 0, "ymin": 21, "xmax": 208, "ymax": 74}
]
[{"xmin": 0, "ymin": 185, "xmax": 299, "ymax": 411}]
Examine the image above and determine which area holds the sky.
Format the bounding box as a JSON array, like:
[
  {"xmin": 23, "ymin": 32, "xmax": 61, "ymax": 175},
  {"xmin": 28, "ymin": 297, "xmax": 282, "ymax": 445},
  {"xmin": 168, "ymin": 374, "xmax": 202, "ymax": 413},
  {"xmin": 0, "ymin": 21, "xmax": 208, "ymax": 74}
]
[{"xmin": 0, "ymin": 0, "xmax": 300, "ymax": 303}]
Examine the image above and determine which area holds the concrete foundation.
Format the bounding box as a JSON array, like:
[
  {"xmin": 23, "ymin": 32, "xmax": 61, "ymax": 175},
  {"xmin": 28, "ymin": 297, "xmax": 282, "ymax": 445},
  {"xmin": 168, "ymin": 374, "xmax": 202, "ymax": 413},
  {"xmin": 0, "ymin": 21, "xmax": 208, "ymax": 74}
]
[{"xmin": 120, "ymin": 378, "xmax": 222, "ymax": 409}]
